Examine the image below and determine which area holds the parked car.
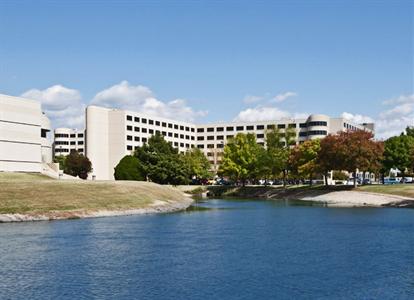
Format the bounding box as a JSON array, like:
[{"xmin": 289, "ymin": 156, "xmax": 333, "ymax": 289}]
[
  {"xmin": 384, "ymin": 178, "xmax": 398, "ymax": 185},
  {"xmin": 362, "ymin": 179, "xmax": 372, "ymax": 185},
  {"xmin": 400, "ymin": 177, "xmax": 413, "ymax": 183}
]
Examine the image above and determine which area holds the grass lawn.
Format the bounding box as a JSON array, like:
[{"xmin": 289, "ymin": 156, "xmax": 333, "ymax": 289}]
[
  {"xmin": 358, "ymin": 184, "xmax": 414, "ymax": 199},
  {"xmin": 0, "ymin": 172, "xmax": 187, "ymax": 214}
]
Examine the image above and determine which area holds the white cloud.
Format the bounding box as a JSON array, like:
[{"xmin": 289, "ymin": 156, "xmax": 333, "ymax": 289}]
[
  {"xmin": 272, "ymin": 91, "xmax": 297, "ymax": 103},
  {"xmin": 91, "ymin": 81, "xmax": 207, "ymax": 122},
  {"xmin": 342, "ymin": 94, "xmax": 414, "ymax": 139},
  {"xmin": 234, "ymin": 105, "xmax": 306, "ymax": 122},
  {"xmin": 243, "ymin": 95, "xmax": 263, "ymax": 104},
  {"xmin": 21, "ymin": 85, "xmax": 85, "ymax": 129}
]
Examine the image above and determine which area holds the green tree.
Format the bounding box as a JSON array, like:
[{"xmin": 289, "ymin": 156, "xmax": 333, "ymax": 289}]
[
  {"xmin": 290, "ymin": 139, "xmax": 321, "ymax": 185},
  {"xmin": 134, "ymin": 132, "xmax": 189, "ymax": 185},
  {"xmin": 218, "ymin": 133, "xmax": 261, "ymax": 186},
  {"xmin": 383, "ymin": 135, "xmax": 414, "ymax": 180},
  {"xmin": 64, "ymin": 150, "xmax": 92, "ymax": 179},
  {"xmin": 53, "ymin": 155, "xmax": 66, "ymax": 170},
  {"xmin": 406, "ymin": 126, "xmax": 414, "ymax": 138},
  {"xmin": 114, "ymin": 155, "xmax": 145, "ymax": 180},
  {"xmin": 181, "ymin": 148, "xmax": 211, "ymax": 182},
  {"xmin": 265, "ymin": 127, "xmax": 296, "ymax": 187},
  {"xmin": 317, "ymin": 134, "xmax": 346, "ymax": 186}
]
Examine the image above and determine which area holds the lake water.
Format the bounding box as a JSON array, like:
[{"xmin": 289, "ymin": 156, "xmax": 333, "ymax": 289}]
[{"xmin": 1, "ymin": 199, "xmax": 413, "ymax": 300}]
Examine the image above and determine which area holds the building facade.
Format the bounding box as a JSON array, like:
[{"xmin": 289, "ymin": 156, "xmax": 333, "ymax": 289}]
[
  {"xmin": 0, "ymin": 94, "xmax": 52, "ymax": 172},
  {"xmin": 54, "ymin": 128, "xmax": 85, "ymax": 156},
  {"xmin": 86, "ymin": 105, "xmax": 374, "ymax": 180}
]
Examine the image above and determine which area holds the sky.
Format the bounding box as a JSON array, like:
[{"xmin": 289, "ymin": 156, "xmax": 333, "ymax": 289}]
[{"xmin": 0, "ymin": 0, "xmax": 413, "ymax": 138}]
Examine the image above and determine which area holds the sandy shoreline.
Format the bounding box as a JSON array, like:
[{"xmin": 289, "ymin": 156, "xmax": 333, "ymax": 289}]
[
  {"xmin": 300, "ymin": 190, "xmax": 414, "ymax": 207},
  {"xmin": 0, "ymin": 197, "xmax": 194, "ymax": 223}
]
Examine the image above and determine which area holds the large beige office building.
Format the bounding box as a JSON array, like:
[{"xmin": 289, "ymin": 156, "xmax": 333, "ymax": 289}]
[
  {"xmin": 0, "ymin": 94, "xmax": 53, "ymax": 172},
  {"xmin": 53, "ymin": 128, "xmax": 85, "ymax": 156},
  {"xmin": 86, "ymin": 105, "xmax": 374, "ymax": 180}
]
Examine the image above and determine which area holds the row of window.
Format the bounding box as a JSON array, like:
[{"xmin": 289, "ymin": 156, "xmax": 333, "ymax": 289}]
[
  {"xmin": 127, "ymin": 142, "xmax": 194, "ymax": 151},
  {"xmin": 55, "ymin": 141, "xmax": 84, "ymax": 145},
  {"xmin": 196, "ymin": 123, "xmax": 302, "ymax": 133},
  {"xmin": 55, "ymin": 133, "xmax": 83, "ymax": 138},
  {"xmin": 344, "ymin": 123, "xmax": 358, "ymax": 131},
  {"xmin": 55, "ymin": 148, "xmax": 84, "ymax": 153},
  {"xmin": 196, "ymin": 134, "xmax": 267, "ymax": 141},
  {"xmin": 307, "ymin": 121, "xmax": 328, "ymax": 127},
  {"xmin": 126, "ymin": 115, "xmax": 195, "ymax": 132},
  {"xmin": 126, "ymin": 126, "xmax": 196, "ymax": 140}
]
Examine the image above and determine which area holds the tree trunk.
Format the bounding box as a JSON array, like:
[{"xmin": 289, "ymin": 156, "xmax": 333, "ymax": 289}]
[
  {"xmin": 381, "ymin": 173, "xmax": 385, "ymax": 184},
  {"xmin": 283, "ymin": 170, "xmax": 287, "ymax": 188},
  {"xmin": 309, "ymin": 173, "xmax": 313, "ymax": 186},
  {"xmin": 353, "ymin": 170, "xmax": 357, "ymax": 188},
  {"xmin": 324, "ymin": 171, "xmax": 328, "ymax": 186}
]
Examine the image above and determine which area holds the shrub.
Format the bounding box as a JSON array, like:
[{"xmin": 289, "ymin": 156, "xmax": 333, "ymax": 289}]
[{"xmin": 114, "ymin": 155, "xmax": 145, "ymax": 181}]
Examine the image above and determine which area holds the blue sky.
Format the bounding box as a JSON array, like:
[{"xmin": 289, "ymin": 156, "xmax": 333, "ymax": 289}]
[{"xmin": 0, "ymin": 0, "xmax": 413, "ymax": 137}]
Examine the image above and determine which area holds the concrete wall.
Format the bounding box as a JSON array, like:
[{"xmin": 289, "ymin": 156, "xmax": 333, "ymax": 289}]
[{"xmin": 0, "ymin": 94, "xmax": 52, "ymax": 172}]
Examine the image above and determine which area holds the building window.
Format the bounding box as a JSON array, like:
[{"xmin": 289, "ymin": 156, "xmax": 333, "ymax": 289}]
[
  {"xmin": 70, "ymin": 134, "xmax": 76, "ymax": 138},
  {"xmin": 191, "ymin": 128, "xmax": 195, "ymax": 132},
  {"xmin": 55, "ymin": 134, "xmax": 69, "ymax": 138},
  {"xmin": 78, "ymin": 133, "xmax": 84, "ymax": 138},
  {"xmin": 246, "ymin": 125, "xmax": 254, "ymax": 130},
  {"xmin": 257, "ymin": 134, "xmax": 264, "ymax": 139},
  {"xmin": 299, "ymin": 132, "xmax": 307, "ymax": 137},
  {"xmin": 185, "ymin": 143, "xmax": 190, "ymax": 148},
  {"xmin": 180, "ymin": 125, "xmax": 184, "ymax": 130},
  {"xmin": 207, "ymin": 144, "xmax": 214, "ymax": 148},
  {"xmin": 217, "ymin": 135, "xmax": 224, "ymax": 140},
  {"xmin": 197, "ymin": 128, "xmax": 204, "ymax": 133},
  {"xmin": 217, "ymin": 143, "xmax": 224, "ymax": 148},
  {"xmin": 236, "ymin": 126, "xmax": 244, "ymax": 131},
  {"xmin": 127, "ymin": 125, "xmax": 132, "ymax": 131},
  {"xmin": 168, "ymin": 123, "xmax": 173, "ymax": 128},
  {"xmin": 174, "ymin": 124, "xmax": 179, "ymax": 129},
  {"xmin": 197, "ymin": 144, "xmax": 204, "ymax": 149},
  {"xmin": 155, "ymin": 121, "xmax": 160, "ymax": 126},
  {"xmin": 226, "ymin": 126, "xmax": 234, "ymax": 131},
  {"xmin": 142, "ymin": 118, "xmax": 147, "ymax": 124},
  {"xmin": 227, "ymin": 135, "xmax": 234, "ymax": 139},
  {"xmin": 217, "ymin": 127, "xmax": 224, "ymax": 132},
  {"xmin": 180, "ymin": 134, "xmax": 184, "ymax": 139},
  {"xmin": 78, "ymin": 141, "xmax": 84, "ymax": 145},
  {"xmin": 267, "ymin": 125, "xmax": 275, "ymax": 129},
  {"xmin": 197, "ymin": 136, "xmax": 204, "ymax": 141},
  {"xmin": 142, "ymin": 128, "xmax": 147, "ymax": 133},
  {"xmin": 185, "ymin": 126, "xmax": 190, "ymax": 131},
  {"xmin": 127, "ymin": 145, "xmax": 133, "ymax": 150},
  {"xmin": 148, "ymin": 119, "xmax": 153, "ymax": 125},
  {"xmin": 168, "ymin": 132, "xmax": 173, "ymax": 137},
  {"xmin": 185, "ymin": 135, "xmax": 189, "ymax": 140},
  {"xmin": 142, "ymin": 137, "xmax": 147, "ymax": 143},
  {"xmin": 307, "ymin": 130, "xmax": 327, "ymax": 136},
  {"xmin": 134, "ymin": 136, "xmax": 140, "ymax": 141},
  {"xmin": 149, "ymin": 129, "xmax": 154, "ymax": 134},
  {"xmin": 78, "ymin": 148, "xmax": 84, "ymax": 152},
  {"xmin": 126, "ymin": 115, "xmax": 132, "ymax": 121},
  {"xmin": 180, "ymin": 143, "xmax": 184, "ymax": 147},
  {"xmin": 278, "ymin": 124, "xmax": 285, "ymax": 129},
  {"xmin": 162, "ymin": 122, "xmax": 167, "ymax": 127},
  {"xmin": 70, "ymin": 141, "xmax": 76, "ymax": 145},
  {"xmin": 256, "ymin": 125, "xmax": 264, "ymax": 130},
  {"xmin": 308, "ymin": 121, "xmax": 327, "ymax": 126},
  {"xmin": 134, "ymin": 117, "xmax": 140, "ymax": 122},
  {"xmin": 127, "ymin": 135, "xmax": 133, "ymax": 141},
  {"xmin": 174, "ymin": 133, "xmax": 179, "ymax": 138},
  {"xmin": 207, "ymin": 152, "xmax": 213, "ymax": 156},
  {"xmin": 162, "ymin": 131, "xmax": 166, "ymax": 136},
  {"xmin": 134, "ymin": 127, "xmax": 140, "ymax": 132},
  {"xmin": 288, "ymin": 123, "xmax": 297, "ymax": 128},
  {"xmin": 207, "ymin": 136, "xmax": 214, "ymax": 140},
  {"xmin": 207, "ymin": 127, "xmax": 214, "ymax": 132},
  {"xmin": 191, "ymin": 136, "xmax": 195, "ymax": 140},
  {"xmin": 300, "ymin": 123, "xmax": 307, "ymax": 128}
]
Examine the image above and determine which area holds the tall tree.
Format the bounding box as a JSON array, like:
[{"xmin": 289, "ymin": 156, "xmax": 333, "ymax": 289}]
[
  {"xmin": 181, "ymin": 148, "xmax": 211, "ymax": 181},
  {"xmin": 406, "ymin": 126, "xmax": 414, "ymax": 138},
  {"xmin": 317, "ymin": 134, "xmax": 345, "ymax": 186},
  {"xmin": 218, "ymin": 133, "xmax": 261, "ymax": 186},
  {"xmin": 383, "ymin": 135, "xmax": 414, "ymax": 180},
  {"xmin": 266, "ymin": 127, "xmax": 296, "ymax": 187},
  {"xmin": 290, "ymin": 139, "xmax": 321, "ymax": 185}
]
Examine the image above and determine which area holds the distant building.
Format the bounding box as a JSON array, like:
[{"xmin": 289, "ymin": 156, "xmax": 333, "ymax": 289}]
[
  {"xmin": 0, "ymin": 94, "xmax": 52, "ymax": 172},
  {"xmin": 85, "ymin": 105, "xmax": 374, "ymax": 180},
  {"xmin": 53, "ymin": 128, "xmax": 85, "ymax": 156}
]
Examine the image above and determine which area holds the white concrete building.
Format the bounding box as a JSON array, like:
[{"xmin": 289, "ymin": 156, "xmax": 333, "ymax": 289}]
[
  {"xmin": 0, "ymin": 94, "xmax": 52, "ymax": 173},
  {"xmin": 86, "ymin": 105, "xmax": 374, "ymax": 180},
  {"xmin": 54, "ymin": 128, "xmax": 85, "ymax": 156}
]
